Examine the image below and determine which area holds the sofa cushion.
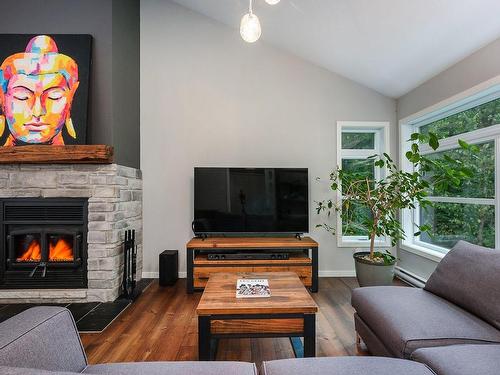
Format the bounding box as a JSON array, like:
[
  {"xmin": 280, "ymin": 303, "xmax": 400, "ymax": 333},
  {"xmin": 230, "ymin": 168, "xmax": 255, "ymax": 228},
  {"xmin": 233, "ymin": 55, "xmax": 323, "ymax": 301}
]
[
  {"xmin": 412, "ymin": 344, "xmax": 500, "ymax": 375},
  {"xmin": 0, "ymin": 306, "xmax": 87, "ymax": 372},
  {"xmin": 262, "ymin": 357, "xmax": 433, "ymax": 375},
  {"xmin": 424, "ymin": 240, "xmax": 500, "ymax": 330},
  {"xmin": 351, "ymin": 286, "xmax": 500, "ymax": 358},
  {"xmin": 0, "ymin": 366, "xmax": 78, "ymax": 374},
  {"xmin": 84, "ymin": 361, "xmax": 257, "ymax": 375}
]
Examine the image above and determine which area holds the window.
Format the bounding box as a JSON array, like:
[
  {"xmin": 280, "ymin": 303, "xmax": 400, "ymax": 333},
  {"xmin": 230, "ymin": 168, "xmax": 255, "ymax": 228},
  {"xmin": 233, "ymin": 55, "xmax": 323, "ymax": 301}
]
[
  {"xmin": 336, "ymin": 121, "xmax": 390, "ymax": 247},
  {"xmin": 401, "ymin": 85, "xmax": 500, "ymax": 255}
]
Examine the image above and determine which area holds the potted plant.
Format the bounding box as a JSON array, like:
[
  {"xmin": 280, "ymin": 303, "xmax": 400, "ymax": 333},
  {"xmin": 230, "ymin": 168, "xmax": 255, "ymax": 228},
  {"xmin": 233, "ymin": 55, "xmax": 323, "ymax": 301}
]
[{"xmin": 315, "ymin": 132, "xmax": 477, "ymax": 286}]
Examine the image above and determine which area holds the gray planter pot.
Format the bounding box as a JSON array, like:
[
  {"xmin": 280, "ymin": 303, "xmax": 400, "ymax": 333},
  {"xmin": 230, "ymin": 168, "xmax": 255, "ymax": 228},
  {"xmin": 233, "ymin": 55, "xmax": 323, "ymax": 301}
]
[{"xmin": 353, "ymin": 251, "xmax": 395, "ymax": 287}]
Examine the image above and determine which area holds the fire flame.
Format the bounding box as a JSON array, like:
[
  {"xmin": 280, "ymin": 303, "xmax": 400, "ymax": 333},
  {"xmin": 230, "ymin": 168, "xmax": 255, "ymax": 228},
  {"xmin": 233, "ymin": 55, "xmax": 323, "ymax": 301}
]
[
  {"xmin": 16, "ymin": 238, "xmax": 73, "ymax": 262},
  {"xmin": 49, "ymin": 239, "xmax": 73, "ymax": 261},
  {"xmin": 17, "ymin": 240, "xmax": 41, "ymax": 261}
]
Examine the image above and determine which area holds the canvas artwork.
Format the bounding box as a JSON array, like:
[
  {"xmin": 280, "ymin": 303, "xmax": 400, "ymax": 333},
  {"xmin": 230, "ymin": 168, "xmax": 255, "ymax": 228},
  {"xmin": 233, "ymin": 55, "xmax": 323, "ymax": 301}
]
[{"xmin": 0, "ymin": 34, "xmax": 91, "ymax": 146}]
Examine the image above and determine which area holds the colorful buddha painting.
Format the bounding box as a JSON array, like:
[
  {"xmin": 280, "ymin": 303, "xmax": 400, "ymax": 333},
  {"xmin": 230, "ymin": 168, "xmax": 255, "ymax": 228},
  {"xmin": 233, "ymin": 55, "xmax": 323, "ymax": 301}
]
[{"xmin": 0, "ymin": 34, "xmax": 91, "ymax": 146}]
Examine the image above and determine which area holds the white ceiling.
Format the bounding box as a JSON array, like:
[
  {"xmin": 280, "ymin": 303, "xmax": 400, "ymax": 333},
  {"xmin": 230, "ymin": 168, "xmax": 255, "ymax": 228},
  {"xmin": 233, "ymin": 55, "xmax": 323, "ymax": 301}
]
[{"xmin": 171, "ymin": 0, "xmax": 500, "ymax": 98}]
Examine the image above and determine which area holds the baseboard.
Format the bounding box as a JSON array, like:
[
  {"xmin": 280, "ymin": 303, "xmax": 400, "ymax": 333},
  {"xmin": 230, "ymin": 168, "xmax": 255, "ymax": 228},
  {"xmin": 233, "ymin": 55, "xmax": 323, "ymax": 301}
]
[
  {"xmin": 394, "ymin": 266, "xmax": 426, "ymax": 288},
  {"xmin": 319, "ymin": 270, "xmax": 356, "ymax": 277},
  {"xmin": 142, "ymin": 271, "xmax": 187, "ymax": 279},
  {"xmin": 144, "ymin": 269, "xmax": 421, "ymax": 284},
  {"xmin": 142, "ymin": 271, "xmax": 355, "ymax": 279}
]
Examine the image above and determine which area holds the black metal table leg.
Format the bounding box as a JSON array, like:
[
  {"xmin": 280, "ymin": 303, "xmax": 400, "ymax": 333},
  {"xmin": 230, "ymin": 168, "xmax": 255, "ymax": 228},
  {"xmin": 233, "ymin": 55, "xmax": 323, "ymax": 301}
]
[
  {"xmin": 198, "ymin": 315, "xmax": 211, "ymax": 360},
  {"xmin": 311, "ymin": 247, "xmax": 318, "ymax": 293},
  {"xmin": 210, "ymin": 338, "xmax": 219, "ymax": 360},
  {"xmin": 303, "ymin": 314, "xmax": 316, "ymax": 357},
  {"xmin": 187, "ymin": 247, "xmax": 194, "ymax": 293}
]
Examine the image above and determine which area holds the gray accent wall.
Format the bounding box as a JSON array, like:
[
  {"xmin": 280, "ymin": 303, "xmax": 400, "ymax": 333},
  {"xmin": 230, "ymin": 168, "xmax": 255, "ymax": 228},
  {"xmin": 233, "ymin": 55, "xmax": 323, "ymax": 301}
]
[
  {"xmin": 397, "ymin": 37, "xmax": 500, "ymax": 281},
  {"xmin": 112, "ymin": 0, "xmax": 141, "ymax": 168},
  {"xmin": 140, "ymin": 0, "xmax": 397, "ymax": 277},
  {"xmin": 0, "ymin": 0, "xmax": 140, "ymax": 168}
]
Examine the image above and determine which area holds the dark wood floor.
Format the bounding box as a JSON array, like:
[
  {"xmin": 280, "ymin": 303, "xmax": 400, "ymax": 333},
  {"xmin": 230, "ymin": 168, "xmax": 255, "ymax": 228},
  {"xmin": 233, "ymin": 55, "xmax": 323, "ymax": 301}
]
[{"xmin": 81, "ymin": 277, "xmax": 397, "ymax": 365}]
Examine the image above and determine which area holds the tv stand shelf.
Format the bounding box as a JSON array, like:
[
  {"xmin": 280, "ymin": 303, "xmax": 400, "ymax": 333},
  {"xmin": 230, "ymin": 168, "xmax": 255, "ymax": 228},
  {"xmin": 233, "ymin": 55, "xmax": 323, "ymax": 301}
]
[
  {"xmin": 194, "ymin": 253, "xmax": 312, "ymax": 265},
  {"xmin": 186, "ymin": 236, "xmax": 318, "ymax": 293}
]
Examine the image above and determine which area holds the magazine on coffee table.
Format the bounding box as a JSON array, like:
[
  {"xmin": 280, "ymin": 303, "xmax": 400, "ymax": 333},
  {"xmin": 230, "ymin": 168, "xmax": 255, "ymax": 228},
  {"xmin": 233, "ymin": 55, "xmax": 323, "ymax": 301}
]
[{"xmin": 236, "ymin": 279, "xmax": 271, "ymax": 298}]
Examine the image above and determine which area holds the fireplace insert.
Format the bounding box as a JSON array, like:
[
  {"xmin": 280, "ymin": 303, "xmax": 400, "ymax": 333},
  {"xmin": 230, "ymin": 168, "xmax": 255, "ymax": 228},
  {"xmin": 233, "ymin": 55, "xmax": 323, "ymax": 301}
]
[{"xmin": 0, "ymin": 198, "xmax": 88, "ymax": 289}]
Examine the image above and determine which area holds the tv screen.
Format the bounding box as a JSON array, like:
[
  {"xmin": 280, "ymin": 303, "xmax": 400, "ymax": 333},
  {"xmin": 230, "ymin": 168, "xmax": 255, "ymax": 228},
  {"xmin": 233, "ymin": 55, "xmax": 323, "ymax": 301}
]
[{"xmin": 193, "ymin": 168, "xmax": 309, "ymax": 234}]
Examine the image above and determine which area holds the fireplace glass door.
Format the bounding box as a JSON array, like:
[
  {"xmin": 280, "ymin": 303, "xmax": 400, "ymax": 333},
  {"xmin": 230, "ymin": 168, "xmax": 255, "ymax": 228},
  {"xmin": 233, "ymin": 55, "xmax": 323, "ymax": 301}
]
[
  {"xmin": 8, "ymin": 228, "xmax": 81, "ymax": 269},
  {"xmin": 47, "ymin": 233, "xmax": 75, "ymax": 262},
  {"xmin": 12, "ymin": 232, "xmax": 42, "ymax": 263}
]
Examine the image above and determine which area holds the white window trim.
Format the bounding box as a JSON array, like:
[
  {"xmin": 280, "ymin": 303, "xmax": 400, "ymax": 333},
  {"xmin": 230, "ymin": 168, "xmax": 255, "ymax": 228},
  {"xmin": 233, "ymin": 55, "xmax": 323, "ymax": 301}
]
[
  {"xmin": 336, "ymin": 121, "xmax": 391, "ymax": 248},
  {"xmin": 399, "ymin": 75, "xmax": 500, "ymax": 258},
  {"xmin": 426, "ymin": 196, "xmax": 495, "ymax": 205}
]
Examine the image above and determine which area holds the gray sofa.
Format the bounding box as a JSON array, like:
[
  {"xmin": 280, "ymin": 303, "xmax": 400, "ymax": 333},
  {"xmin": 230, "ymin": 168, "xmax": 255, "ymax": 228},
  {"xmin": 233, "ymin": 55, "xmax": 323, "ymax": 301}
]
[
  {"xmin": 3, "ymin": 309, "xmax": 499, "ymax": 375},
  {"xmin": 0, "ymin": 305, "xmax": 436, "ymax": 375},
  {"xmin": 351, "ymin": 241, "xmax": 500, "ymax": 359},
  {"xmin": 0, "ymin": 306, "xmax": 257, "ymax": 375}
]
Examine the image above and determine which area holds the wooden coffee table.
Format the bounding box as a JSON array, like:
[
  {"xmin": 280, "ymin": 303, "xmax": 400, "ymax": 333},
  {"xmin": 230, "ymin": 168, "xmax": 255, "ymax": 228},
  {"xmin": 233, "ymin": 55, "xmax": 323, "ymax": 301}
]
[{"xmin": 196, "ymin": 272, "xmax": 319, "ymax": 360}]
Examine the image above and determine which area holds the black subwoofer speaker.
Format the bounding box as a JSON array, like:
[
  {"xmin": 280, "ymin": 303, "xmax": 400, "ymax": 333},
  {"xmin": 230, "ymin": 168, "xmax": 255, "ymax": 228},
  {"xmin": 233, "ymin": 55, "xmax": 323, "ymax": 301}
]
[{"xmin": 159, "ymin": 250, "xmax": 178, "ymax": 286}]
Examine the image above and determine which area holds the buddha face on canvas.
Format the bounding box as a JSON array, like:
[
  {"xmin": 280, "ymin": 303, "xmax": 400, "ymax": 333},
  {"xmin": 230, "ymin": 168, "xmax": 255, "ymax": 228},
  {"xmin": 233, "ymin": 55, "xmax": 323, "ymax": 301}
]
[{"xmin": 0, "ymin": 35, "xmax": 79, "ymax": 146}]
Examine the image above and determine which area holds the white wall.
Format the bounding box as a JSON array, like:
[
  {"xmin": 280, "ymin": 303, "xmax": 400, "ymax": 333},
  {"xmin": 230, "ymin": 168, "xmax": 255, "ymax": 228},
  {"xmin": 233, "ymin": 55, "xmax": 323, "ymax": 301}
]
[
  {"xmin": 140, "ymin": 0, "xmax": 397, "ymax": 277},
  {"xmin": 397, "ymin": 37, "xmax": 500, "ymax": 281}
]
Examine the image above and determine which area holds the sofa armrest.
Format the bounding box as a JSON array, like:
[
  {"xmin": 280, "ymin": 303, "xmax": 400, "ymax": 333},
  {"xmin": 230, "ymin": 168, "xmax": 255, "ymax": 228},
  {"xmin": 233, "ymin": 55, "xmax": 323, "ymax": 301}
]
[
  {"xmin": 0, "ymin": 306, "xmax": 87, "ymax": 372},
  {"xmin": 424, "ymin": 240, "xmax": 500, "ymax": 330}
]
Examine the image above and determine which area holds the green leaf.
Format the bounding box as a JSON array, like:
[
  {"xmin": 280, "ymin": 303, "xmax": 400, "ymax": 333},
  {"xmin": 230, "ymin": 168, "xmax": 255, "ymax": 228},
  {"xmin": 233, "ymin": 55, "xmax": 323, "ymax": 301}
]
[
  {"xmin": 429, "ymin": 133, "xmax": 439, "ymax": 150},
  {"xmin": 458, "ymin": 139, "xmax": 468, "ymax": 149},
  {"xmin": 409, "ymin": 133, "xmax": 420, "ymax": 141}
]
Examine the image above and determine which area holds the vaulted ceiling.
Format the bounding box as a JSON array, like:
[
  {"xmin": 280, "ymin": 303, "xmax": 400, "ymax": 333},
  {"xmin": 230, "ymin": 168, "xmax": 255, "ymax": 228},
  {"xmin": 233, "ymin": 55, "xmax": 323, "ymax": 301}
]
[{"xmin": 171, "ymin": 0, "xmax": 500, "ymax": 98}]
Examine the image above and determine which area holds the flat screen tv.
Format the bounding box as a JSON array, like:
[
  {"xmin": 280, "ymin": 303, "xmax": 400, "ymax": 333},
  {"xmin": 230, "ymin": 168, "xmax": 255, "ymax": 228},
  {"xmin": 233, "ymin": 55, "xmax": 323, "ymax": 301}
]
[{"xmin": 193, "ymin": 167, "xmax": 309, "ymax": 235}]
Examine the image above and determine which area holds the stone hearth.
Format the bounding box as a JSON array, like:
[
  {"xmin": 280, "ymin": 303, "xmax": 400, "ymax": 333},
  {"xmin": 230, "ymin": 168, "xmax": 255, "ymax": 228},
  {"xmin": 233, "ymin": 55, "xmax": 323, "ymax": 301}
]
[{"xmin": 0, "ymin": 163, "xmax": 142, "ymax": 303}]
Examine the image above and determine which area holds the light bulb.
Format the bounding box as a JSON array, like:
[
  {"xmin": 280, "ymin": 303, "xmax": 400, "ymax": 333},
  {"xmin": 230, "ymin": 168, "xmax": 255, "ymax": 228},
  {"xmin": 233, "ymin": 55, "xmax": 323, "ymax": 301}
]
[
  {"xmin": 240, "ymin": 13, "xmax": 261, "ymax": 43},
  {"xmin": 265, "ymin": 0, "xmax": 280, "ymax": 4}
]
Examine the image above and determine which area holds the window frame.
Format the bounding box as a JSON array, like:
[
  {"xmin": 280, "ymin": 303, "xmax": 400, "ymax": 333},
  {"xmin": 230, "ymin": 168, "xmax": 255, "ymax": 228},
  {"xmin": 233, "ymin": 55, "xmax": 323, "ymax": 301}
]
[
  {"xmin": 336, "ymin": 121, "xmax": 391, "ymax": 248},
  {"xmin": 399, "ymin": 79, "xmax": 500, "ymax": 258}
]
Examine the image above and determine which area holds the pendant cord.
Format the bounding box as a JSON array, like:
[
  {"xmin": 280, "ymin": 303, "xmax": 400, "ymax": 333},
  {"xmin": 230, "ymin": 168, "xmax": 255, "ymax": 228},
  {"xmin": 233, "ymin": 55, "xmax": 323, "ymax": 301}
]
[{"xmin": 249, "ymin": 0, "xmax": 253, "ymax": 15}]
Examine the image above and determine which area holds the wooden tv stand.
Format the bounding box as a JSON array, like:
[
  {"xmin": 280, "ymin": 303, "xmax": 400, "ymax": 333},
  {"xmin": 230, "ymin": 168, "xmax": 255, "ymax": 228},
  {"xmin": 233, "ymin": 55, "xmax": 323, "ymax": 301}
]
[{"xmin": 186, "ymin": 236, "xmax": 318, "ymax": 293}]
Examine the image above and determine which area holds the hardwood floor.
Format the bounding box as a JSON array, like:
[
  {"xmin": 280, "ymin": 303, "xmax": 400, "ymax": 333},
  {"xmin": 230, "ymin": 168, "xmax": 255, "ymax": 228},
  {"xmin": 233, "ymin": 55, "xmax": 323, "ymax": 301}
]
[{"xmin": 81, "ymin": 277, "xmax": 394, "ymax": 365}]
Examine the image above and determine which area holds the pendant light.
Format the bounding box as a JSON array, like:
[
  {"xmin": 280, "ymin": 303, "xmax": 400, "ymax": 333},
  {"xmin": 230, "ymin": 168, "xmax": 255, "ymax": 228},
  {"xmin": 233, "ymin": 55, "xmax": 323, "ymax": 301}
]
[
  {"xmin": 240, "ymin": 0, "xmax": 281, "ymax": 43},
  {"xmin": 240, "ymin": 0, "xmax": 261, "ymax": 43}
]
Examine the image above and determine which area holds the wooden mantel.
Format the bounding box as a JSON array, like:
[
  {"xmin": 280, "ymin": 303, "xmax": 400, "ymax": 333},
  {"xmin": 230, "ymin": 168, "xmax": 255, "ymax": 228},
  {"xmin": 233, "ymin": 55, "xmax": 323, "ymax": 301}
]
[{"xmin": 0, "ymin": 145, "xmax": 114, "ymax": 164}]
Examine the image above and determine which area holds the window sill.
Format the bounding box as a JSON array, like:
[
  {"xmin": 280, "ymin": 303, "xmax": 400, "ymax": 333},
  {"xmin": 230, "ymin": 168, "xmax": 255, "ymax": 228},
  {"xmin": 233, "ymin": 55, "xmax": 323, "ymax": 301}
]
[
  {"xmin": 338, "ymin": 239, "xmax": 391, "ymax": 249},
  {"xmin": 399, "ymin": 242, "xmax": 446, "ymax": 262}
]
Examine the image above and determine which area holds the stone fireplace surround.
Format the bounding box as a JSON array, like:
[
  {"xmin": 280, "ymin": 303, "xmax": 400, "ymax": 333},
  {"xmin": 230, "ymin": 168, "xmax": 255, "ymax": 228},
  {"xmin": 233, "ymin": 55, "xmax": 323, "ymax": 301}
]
[{"xmin": 0, "ymin": 163, "xmax": 142, "ymax": 303}]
